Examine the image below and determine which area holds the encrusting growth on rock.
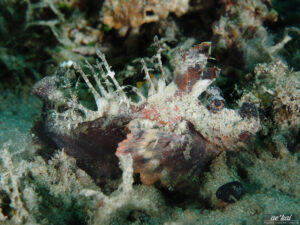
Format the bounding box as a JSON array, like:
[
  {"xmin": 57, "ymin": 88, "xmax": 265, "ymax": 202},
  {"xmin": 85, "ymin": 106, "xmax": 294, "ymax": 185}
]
[{"xmin": 101, "ymin": 0, "xmax": 190, "ymax": 32}]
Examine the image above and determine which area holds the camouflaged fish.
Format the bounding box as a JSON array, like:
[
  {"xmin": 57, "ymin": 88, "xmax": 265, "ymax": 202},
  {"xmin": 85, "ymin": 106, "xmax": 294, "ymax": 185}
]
[{"xmin": 33, "ymin": 42, "xmax": 261, "ymax": 188}]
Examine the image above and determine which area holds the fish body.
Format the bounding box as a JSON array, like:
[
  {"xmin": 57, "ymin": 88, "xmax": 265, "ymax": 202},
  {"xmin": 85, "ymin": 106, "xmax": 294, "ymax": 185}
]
[{"xmin": 33, "ymin": 43, "xmax": 261, "ymax": 187}]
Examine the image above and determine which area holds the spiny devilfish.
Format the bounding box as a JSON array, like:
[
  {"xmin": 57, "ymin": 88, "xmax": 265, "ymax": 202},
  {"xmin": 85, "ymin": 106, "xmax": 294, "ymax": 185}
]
[{"xmin": 33, "ymin": 42, "xmax": 261, "ymax": 188}]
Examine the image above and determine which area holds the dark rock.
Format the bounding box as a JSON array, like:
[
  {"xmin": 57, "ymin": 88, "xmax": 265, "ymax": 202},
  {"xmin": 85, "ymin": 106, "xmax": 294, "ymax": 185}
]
[{"xmin": 216, "ymin": 181, "xmax": 244, "ymax": 203}]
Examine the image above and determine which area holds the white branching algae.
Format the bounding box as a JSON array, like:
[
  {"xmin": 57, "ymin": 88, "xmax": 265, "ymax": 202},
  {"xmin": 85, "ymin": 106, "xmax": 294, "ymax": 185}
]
[{"xmin": 81, "ymin": 154, "xmax": 165, "ymax": 224}]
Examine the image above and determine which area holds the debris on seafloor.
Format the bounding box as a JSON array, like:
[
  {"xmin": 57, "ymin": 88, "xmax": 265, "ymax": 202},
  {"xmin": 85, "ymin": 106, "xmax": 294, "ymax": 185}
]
[
  {"xmin": 213, "ymin": 0, "xmax": 278, "ymax": 50},
  {"xmin": 212, "ymin": 0, "xmax": 294, "ymax": 73}
]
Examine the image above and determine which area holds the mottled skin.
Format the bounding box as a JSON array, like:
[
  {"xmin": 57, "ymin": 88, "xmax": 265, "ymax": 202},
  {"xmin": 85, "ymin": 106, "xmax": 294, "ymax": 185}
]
[{"xmin": 33, "ymin": 43, "xmax": 261, "ymax": 188}]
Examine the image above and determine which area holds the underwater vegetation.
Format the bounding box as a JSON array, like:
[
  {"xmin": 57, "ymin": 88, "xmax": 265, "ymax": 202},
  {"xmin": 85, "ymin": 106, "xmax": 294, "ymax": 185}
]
[{"xmin": 0, "ymin": 0, "xmax": 299, "ymax": 224}]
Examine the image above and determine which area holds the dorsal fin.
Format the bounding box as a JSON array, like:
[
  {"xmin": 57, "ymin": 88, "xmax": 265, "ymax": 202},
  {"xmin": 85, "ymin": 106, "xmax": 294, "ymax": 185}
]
[{"xmin": 174, "ymin": 42, "xmax": 219, "ymax": 92}]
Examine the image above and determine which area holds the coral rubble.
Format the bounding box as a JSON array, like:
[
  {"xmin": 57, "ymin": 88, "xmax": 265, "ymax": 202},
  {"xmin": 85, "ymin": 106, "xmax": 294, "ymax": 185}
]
[
  {"xmin": 213, "ymin": 0, "xmax": 277, "ymax": 50},
  {"xmin": 101, "ymin": 0, "xmax": 190, "ymax": 31}
]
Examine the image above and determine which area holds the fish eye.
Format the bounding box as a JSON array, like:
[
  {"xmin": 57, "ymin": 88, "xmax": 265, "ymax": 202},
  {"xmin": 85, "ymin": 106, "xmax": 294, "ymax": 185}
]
[
  {"xmin": 198, "ymin": 86, "xmax": 225, "ymax": 112},
  {"xmin": 208, "ymin": 98, "xmax": 225, "ymax": 112}
]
